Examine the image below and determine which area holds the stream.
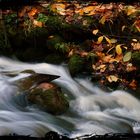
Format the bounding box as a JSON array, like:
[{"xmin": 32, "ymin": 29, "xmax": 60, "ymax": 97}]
[{"xmin": 0, "ymin": 56, "xmax": 140, "ymax": 138}]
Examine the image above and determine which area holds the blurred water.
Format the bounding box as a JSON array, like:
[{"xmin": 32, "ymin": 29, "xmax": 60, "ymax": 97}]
[{"xmin": 0, "ymin": 57, "xmax": 139, "ymax": 138}]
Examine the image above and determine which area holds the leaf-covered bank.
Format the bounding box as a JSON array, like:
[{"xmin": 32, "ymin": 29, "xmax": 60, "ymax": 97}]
[{"xmin": 0, "ymin": 1, "xmax": 140, "ymax": 90}]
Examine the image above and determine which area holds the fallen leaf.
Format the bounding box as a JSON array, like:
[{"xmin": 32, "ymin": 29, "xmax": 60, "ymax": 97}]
[
  {"xmin": 131, "ymin": 43, "xmax": 140, "ymax": 50},
  {"xmin": 92, "ymin": 29, "xmax": 99, "ymax": 35},
  {"xmin": 132, "ymin": 39, "xmax": 137, "ymax": 42},
  {"xmin": 129, "ymin": 79, "xmax": 137, "ymax": 90},
  {"xmin": 126, "ymin": 63, "xmax": 137, "ymax": 72},
  {"xmin": 116, "ymin": 44, "xmax": 122, "ymax": 55},
  {"xmin": 68, "ymin": 49, "xmax": 74, "ymax": 57},
  {"xmin": 107, "ymin": 75, "xmax": 118, "ymax": 83},
  {"xmin": 102, "ymin": 55, "xmax": 117, "ymax": 63},
  {"xmin": 99, "ymin": 16, "xmax": 106, "ymax": 25},
  {"xmin": 83, "ymin": 6, "xmax": 95, "ymax": 14},
  {"xmin": 123, "ymin": 51, "xmax": 132, "ymax": 62},
  {"xmin": 126, "ymin": 6, "xmax": 137, "ymax": 16},
  {"xmin": 97, "ymin": 36, "xmax": 104, "ymax": 44},
  {"xmin": 33, "ymin": 20, "xmax": 42, "ymax": 27},
  {"xmin": 104, "ymin": 36, "xmax": 112, "ymax": 46},
  {"xmin": 122, "ymin": 25, "xmax": 126, "ymax": 31},
  {"xmin": 110, "ymin": 38, "xmax": 117, "ymax": 44}
]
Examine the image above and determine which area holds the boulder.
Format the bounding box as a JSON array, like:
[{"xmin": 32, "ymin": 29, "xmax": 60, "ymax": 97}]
[
  {"xmin": 68, "ymin": 54, "xmax": 85, "ymax": 76},
  {"xmin": 27, "ymin": 83, "xmax": 69, "ymax": 115},
  {"xmin": 18, "ymin": 73, "xmax": 60, "ymax": 91}
]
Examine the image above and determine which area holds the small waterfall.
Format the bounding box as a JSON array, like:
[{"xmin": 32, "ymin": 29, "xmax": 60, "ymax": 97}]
[{"xmin": 0, "ymin": 57, "xmax": 140, "ymax": 138}]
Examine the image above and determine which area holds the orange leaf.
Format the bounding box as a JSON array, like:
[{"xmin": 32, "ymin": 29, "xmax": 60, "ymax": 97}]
[
  {"xmin": 83, "ymin": 6, "xmax": 95, "ymax": 14},
  {"xmin": 129, "ymin": 80, "xmax": 137, "ymax": 90},
  {"xmin": 33, "ymin": 20, "xmax": 42, "ymax": 27},
  {"xmin": 28, "ymin": 8, "xmax": 38, "ymax": 17}
]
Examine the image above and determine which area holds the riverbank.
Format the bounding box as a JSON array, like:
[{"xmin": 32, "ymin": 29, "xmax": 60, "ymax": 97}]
[{"xmin": 0, "ymin": 1, "xmax": 140, "ymax": 90}]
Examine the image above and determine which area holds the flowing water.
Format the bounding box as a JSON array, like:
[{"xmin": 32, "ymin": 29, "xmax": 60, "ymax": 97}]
[{"xmin": 0, "ymin": 57, "xmax": 140, "ymax": 138}]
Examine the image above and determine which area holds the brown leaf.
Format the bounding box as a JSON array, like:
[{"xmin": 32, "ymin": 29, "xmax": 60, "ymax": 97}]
[
  {"xmin": 107, "ymin": 75, "xmax": 118, "ymax": 83},
  {"xmin": 129, "ymin": 80, "xmax": 137, "ymax": 90},
  {"xmin": 126, "ymin": 63, "xmax": 137, "ymax": 72},
  {"xmin": 131, "ymin": 43, "xmax": 140, "ymax": 50}
]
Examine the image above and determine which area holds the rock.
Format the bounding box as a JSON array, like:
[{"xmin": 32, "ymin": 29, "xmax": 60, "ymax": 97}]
[
  {"xmin": 68, "ymin": 54, "xmax": 85, "ymax": 76},
  {"xmin": 18, "ymin": 73, "xmax": 60, "ymax": 91},
  {"xmin": 27, "ymin": 83, "xmax": 69, "ymax": 115},
  {"xmin": 20, "ymin": 69, "xmax": 36, "ymax": 74}
]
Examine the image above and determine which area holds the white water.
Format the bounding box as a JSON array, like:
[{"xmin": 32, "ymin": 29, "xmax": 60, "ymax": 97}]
[{"xmin": 0, "ymin": 57, "xmax": 140, "ymax": 138}]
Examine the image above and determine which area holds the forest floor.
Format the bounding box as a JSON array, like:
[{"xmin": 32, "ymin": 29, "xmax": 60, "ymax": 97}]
[{"xmin": 0, "ymin": 1, "xmax": 140, "ymax": 91}]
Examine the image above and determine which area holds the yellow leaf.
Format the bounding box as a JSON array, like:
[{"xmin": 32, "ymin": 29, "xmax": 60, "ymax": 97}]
[
  {"xmin": 104, "ymin": 36, "xmax": 112, "ymax": 46},
  {"xmin": 107, "ymin": 75, "xmax": 118, "ymax": 83},
  {"xmin": 83, "ymin": 6, "xmax": 95, "ymax": 14},
  {"xmin": 122, "ymin": 25, "xmax": 126, "ymax": 31},
  {"xmin": 126, "ymin": 6, "xmax": 137, "ymax": 16},
  {"xmin": 99, "ymin": 16, "xmax": 106, "ymax": 25},
  {"xmin": 115, "ymin": 45, "xmax": 122, "ymax": 55},
  {"xmin": 92, "ymin": 29, "xmax": 99, "ymax": 35},
  {"xmin": 97, "ymin": 36, "xmax": 104, "ymax": 44}
]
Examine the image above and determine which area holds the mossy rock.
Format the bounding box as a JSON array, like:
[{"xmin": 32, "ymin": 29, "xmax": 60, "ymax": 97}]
[
  {"xmin": 20, "ymin": 69, "xmax": 36, "ymax": 74},
  {"xmin": 46, "ymin": 35, "xmax": 64, "ymax": 51},
  {"xmin": 27, "ymin": 85, "xmax": 69, "ymax": 115},
  {"xmin": 68, "ymin": 54, "xmax": 85, "ymax": 76},
  {"xmin": 132, "ymin": 52, "xmax": 140, "ymax": 67},
  {"xmin": 18, "ymin": 73, "xmax": 60, "ymax": 91}
]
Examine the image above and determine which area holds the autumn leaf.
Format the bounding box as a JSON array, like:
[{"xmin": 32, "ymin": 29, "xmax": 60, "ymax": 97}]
[
  {"xmin": 132, "ymin": 39, "xmax": 137, "ymax": 42},
  {"xmin": 102, "ymin": 55, "xmax": 117, "ymax": 63},
  {"xmin": 96, "ymin": 64, "xmax": 106, "ymax": 72},
  {"xmin": 83, "ymin": 6, "xmax": 95, "ymax": 14},
  {"xmin": 116, "ymin": 44, "xmax": 122, "ymax": 55},
  {"xmin": 33, "ymin": 20, "xmax": 42, "ymax": 27},
  {"xmin": 131, "ymin": 42, "xmax": 140, "ymax": 50},
  {"xmin": 97, "ymin": 36, "xmax": 104, "ymax": 44},
  {"xmin": 122, "ymin": 25, "xmax": 126, "ymax": 31},
  {"xmin": 92, "ymin": 29, "xmax": 99, "ymax": 35},
  {"xmin": 110, "ymin": 38, "xmax": 117, "ymax": 44},
  {"xmin": 104, "ymin": 36, "xmax": 112, "ymax": 46},
  {"xmin": 99, "ymin": 16, "xmax": 106, "ymax": 25},
  {"xmin": 28, "ymin": 8, "xmax": 38, "ymax": 17},
  {"xmin": 129, "ymin": 80, "xmax": 137, "ymax": 90},
  {"xmin": 107, "ymin": 75, "xmax": 118, "ymax": 83},
  {"xmin": 123, "ymin": 51, "xmax": 132, "ymax": 62},
  {"xmin": 126, "ymin": 6, "xmax": 137, "ymax": 16},
  {"xmin": 126, "ymin": 63, "xmax": 136, "ymax": 72}
]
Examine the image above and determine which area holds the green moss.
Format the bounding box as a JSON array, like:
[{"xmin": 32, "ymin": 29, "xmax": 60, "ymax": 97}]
[
  {"xmin": 27, "ymin": 86, "xmax": 69, "ymax": 115},
  {"xmin": 68, "ymin": 54, "xmax": 85, "ymax": 76}
]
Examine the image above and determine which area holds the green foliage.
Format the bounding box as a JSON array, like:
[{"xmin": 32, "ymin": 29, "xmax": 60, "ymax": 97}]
[
  {"xmin": 36, "ymin": 13, "xmax": 48, "ymax": 23},
  {"xmin": 54, "ymin": 43, "xmax": 69, "ymax": 53}
]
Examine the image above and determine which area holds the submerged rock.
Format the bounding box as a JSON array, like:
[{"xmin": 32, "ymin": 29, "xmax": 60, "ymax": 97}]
[{"xmin": 27, "ymin": 83, "xmax": 69, "ymax": 115}]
